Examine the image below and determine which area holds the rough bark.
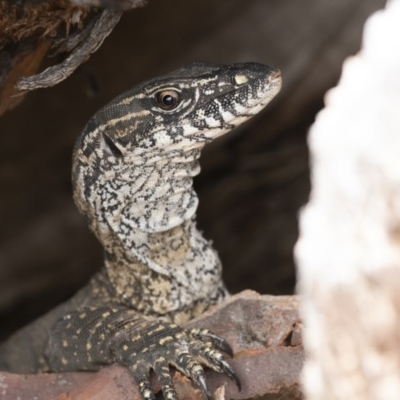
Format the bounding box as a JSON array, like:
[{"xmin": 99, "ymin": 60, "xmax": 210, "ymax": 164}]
[
  {"xmin": 295, "ymin": 1, "xmax": 400, "ymax": 399},
  {"xmin": 0, "ymin": 0, "xmax": 147, "ymax": 114},
  {"xmin": 14, "ymin": 9, "xmax": 122, "ymax": 92}
]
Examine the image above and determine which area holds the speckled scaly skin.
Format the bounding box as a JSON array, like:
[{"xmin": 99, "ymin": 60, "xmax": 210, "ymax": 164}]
[{"xmin": 0, "ymin": 62, "xmax": 281, "ymax": 400}]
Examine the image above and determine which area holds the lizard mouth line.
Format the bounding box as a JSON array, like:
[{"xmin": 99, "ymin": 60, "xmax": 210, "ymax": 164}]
[{"xmin": 201, "ymin": 77, "xmax": 280, "ymax": 112}]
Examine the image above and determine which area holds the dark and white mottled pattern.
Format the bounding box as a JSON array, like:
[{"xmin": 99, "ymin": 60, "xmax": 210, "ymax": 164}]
[{"xmin": 0, "ymin": 62, "xmax": 281, "ymax": 400}]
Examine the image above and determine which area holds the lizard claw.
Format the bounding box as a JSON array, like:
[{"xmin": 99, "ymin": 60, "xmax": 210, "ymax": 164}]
[
  {"xmin": 196, "ymin": 369, "xmax": 212, "ymax": 400},
  {"xmin": 196, "ymin": 330, "xmax": 234, "ymax": 357},
  {"xmin": 218, "ymin": 358, "xmax": 241, "ymax": 391}
]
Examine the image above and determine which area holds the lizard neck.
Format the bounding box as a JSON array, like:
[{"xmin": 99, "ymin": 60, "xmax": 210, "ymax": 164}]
[
  {"xmin": 103, "ymin": 219, "xmax": 228, "ymax": 323},
  {"xmin": 92, "ymin": 150, "xmax": 228, "ymax": 321}
]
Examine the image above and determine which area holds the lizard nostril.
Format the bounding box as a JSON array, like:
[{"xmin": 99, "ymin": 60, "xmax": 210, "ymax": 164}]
[
  {"xmin": 270, "ymin": 69, "xmax": 281, "ymax": 81},
  {"xmin": 234, "ymin": 74, "xmax": 249, "ymax": 85}
]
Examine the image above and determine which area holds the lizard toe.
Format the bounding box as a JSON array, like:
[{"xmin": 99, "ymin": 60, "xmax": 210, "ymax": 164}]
[
  {"xmin": 153, "ymin": 359, "xmax": 178, "ymax": 400},
  {"xmin": 129, "ymin": 365, "xmax": 156, "ymax": 400},
  {"xmin": 174, "ymin": 352, "xmax": 211, "ymax": 400}
]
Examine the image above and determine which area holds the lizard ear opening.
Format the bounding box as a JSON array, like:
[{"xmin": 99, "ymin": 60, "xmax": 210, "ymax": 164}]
[{"xmin": 102, "ymin": 133, "xmax": 123, "ymax": 158}]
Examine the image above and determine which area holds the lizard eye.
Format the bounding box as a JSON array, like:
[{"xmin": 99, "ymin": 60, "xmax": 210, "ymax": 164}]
[{"xmin": 157, "ymin": 90, "xmax": 180, "ymax": 110}]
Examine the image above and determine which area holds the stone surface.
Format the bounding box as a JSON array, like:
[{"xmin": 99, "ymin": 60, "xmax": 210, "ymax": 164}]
[{"xmin": 0, "ymin": 291, "xmax": 304, "ymax": 400}]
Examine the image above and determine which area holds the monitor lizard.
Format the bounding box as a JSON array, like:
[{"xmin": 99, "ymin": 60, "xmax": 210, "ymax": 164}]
[{"xmin": 0, "ymin": 62, "xmax": 282, "ymax": 400}]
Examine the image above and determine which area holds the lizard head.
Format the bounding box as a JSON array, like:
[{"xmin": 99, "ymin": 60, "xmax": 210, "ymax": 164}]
[
  {"xmin": 72, "ymin": 62, "xmax": 281, "ymax": 238},
  {"xmin": 75, "ymin": 62, "xmax": 281, "ymax": 159}
]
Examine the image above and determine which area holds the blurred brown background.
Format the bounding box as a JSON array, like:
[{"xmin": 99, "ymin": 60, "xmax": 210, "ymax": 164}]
[{"xmin": 0, "ymin": 0, "xmax": 385, "ymax": 340}]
